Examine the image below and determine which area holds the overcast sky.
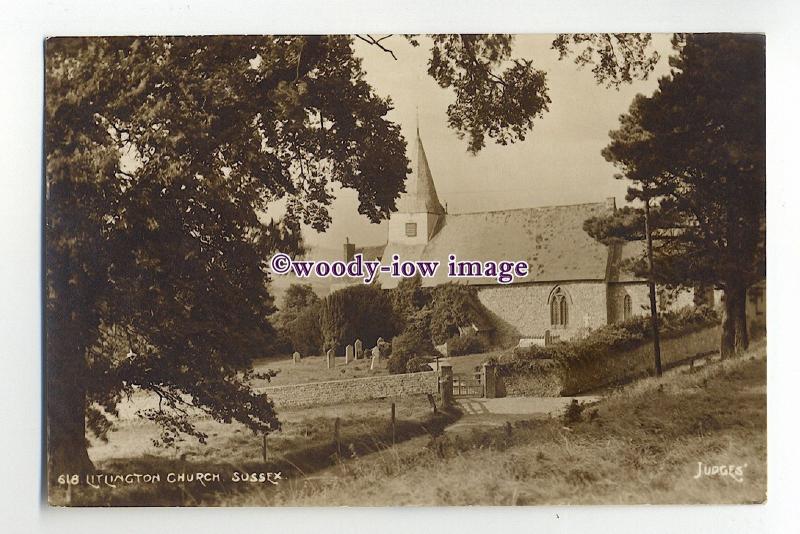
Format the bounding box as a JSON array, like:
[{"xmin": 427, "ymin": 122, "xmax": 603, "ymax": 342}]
[{"xmin": 303, "ymin": 34, "xmax": 674, "ymax": 253}]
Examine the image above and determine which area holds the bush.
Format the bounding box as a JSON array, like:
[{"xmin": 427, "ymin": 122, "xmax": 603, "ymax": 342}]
[
  {"xmin": 389, "ymin": 274, "xmax": 431, "ymax": 330},
  {"xmin": 320, "ymin": 284, "xmax": 399, "ymax": 354},
  {"xmin": 406, "ymin": 356, "xmax": 434, "ymax": 373},
  {"xmin": 511, "ymin": 305, "xmax": 719, "ymax": 367},
  {"xmin": 511, "ymin": 343, "xmax": 553, "ymax": 360},
  {"xmin": 271, "ymin": 284, "xmax": 323, "ymax": 355},
  {"xmin": 388, "ymin": 311, "xmax": 436, "ymax": 374},
  {"xmin": 446, "ymin": 332, "xmax": 487, "ymax": 356},
  {"xmin": 429, "ymin": 283, "xmax": 491, "ymax": 345},
  {"xmin": 281, "ymin": 305, "xmax": 323, "ymax": 356}
]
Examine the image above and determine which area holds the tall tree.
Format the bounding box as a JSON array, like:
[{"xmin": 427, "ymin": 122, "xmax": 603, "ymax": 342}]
[
  {"xmin": 46, "ymin": 34, "xmax": 660, "ymax": 477},
  {"xmin": 587, "ymin": 34, "xmax": 766, "ymax": 357},
  {"xmin": 45, "ymin": 34, "xmax": 582, "ymax": 476}
]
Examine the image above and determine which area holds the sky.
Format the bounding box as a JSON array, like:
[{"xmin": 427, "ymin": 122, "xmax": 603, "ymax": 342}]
[{"xmin": 302, "ymin": 34, "xmax": 675, "ymax": 254}]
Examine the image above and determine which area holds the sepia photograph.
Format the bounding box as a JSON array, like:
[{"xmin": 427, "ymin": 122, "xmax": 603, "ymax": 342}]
[{"xmin": 42, "ymin": 31, "xmax": 767, "ymax": 508}]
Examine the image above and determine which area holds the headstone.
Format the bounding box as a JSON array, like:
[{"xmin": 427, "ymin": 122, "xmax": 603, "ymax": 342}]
[
  {"xmin": 326, "ymin": 349, "xmax": 334, "ymax": 369},
  {"xmin": 372, "ymin": 346, "xmax": 381, "ymax": 360},
  {"xmin": 292, "ymin": 351, "xmax": 301, "ymax": 364},
  {"xmin": 370, "ymin": 353, "xmax": 379, "ymax": 371},
  {"xmin": 345, "ymin": 344, "xmax": 353, "ymax": 364},
  {"xmin": 354, "ymin": 339, "xmax": 363, "ymax": 360}
]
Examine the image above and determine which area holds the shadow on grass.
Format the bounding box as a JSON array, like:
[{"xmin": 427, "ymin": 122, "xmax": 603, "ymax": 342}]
[{"xmin": 51, "ymin": 405, "xmax": 463, "ymax": 506}]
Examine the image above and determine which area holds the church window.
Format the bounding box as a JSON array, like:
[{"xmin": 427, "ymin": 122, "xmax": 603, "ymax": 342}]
[
  {"xmin": 405, "ymin": 222, "xmax": 417, "ymax": 237},
  {"xmin": 550, "ymin": 287, "xmax": 569, "ymax": 327},
  {"xmin": 623, "ymin": 294, "xmax": 632, "ymax": 320}
]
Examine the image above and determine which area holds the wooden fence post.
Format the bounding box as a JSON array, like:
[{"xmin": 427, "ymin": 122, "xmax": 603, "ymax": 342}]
[
  {"xmin": 440, "ymin": 364, "xmax": 454, "ymax": 407},
  {"xmin": 334, "ymin": 417, "xmax": 341, "ymax": 456},
  {"xmin": 391, "ymin": 402, "xmax": 396, "ymax": 445}
]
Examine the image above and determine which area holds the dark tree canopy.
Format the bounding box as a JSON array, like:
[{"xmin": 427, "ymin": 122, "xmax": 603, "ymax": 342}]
[
  {"xmin": 593, "ymin": 33, "xmax": 765, "ymax": 356},
  {"xmin": 45, "ymin": 34, "xmax": 659, "ymax": 475}
]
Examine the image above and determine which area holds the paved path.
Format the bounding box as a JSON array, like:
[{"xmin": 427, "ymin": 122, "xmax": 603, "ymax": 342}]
[{"xmin": 455, "ymin": 395, "xmax": 600, "ymax": 416}]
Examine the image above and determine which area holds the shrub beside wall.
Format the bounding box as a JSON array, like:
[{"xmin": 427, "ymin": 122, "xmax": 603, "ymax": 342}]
[{"xmin": 499, "ymin": 306, "xmax": 721, "ymax": 396}]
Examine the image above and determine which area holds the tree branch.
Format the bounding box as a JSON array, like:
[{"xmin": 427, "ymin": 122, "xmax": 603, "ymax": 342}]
[{"xmin": 355, "ymin": 34, "xmax": 398, "ymax": 60}]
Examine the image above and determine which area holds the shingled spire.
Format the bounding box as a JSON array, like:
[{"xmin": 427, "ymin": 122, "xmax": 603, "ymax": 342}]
[{"xmin": 396, "ymin": 127, "xmax": 445, "ymax": 215}]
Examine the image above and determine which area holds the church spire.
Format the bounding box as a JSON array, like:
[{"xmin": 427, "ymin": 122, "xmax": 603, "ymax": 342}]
[{"xmin": 396, "ymin": 126, "xmax": 445, "ymax": 215}]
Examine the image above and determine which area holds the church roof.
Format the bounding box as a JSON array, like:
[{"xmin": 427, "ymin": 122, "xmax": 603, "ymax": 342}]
[
  {"xmin": 379, "ymin": 202, "xmax": 645, "ymax": 288},
  {"xmin": 395, "ymin": 130, "xmax": 445, "ymax": 215}
]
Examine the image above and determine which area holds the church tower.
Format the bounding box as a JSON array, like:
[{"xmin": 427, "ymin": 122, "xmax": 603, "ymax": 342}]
[{"xmin": 388, "ymin": 128, "xmax": 445, "ymax": 245}]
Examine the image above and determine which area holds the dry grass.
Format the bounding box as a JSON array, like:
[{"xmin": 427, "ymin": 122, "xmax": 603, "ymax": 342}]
[
  {"xmin": 51, "ymin": 395, "xmax": 457, "ymax": 506},
  {"xmin": 241, "ymin": 340, "xmax": 767, "ymax": 506},
  {"xmin": 52, "ymin": 341, "xmax": 766, "ymax": 506}
]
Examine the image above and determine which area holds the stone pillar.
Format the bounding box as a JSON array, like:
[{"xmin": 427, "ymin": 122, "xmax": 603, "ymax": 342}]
[
  {"xmin": 439, "ymin": 364, "xmax": 453, "ymax": 407},
  {"xmin": 354, "ymin": 339, "xmax": 363, "ymax": 360},
  {"xmin": 326, "ymin": 349, "xmax": 334, "ymax": 369},
  {"xmin": 482, "ymin": 362, "xmax": 498, "ymax": 399},
  {"xmin": 292, "ymin": 351, "xmax": 301, "ymax": 364},
  {"xmin": 345, "ymin": 344, "xmax": 353, "ymax": 364}
]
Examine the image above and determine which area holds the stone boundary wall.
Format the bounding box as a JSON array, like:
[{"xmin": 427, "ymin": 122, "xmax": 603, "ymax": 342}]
[
  {"xmin": 255, "ymin": 371, "xmax": 440, "ymax": 409},
  {"xmin": 500, "ymin": 325, "xmax": 720, "ymax": 397}
]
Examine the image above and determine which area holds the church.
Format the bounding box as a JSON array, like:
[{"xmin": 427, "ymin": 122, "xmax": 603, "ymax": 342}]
[{"xmin": 342, "ymin": 130, "xmax": 687, "ymax": 343}]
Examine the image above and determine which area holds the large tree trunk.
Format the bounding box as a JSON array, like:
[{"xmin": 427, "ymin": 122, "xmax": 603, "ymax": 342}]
[
  {"xmin": 47, "ymin": 383, "xmax": 94, "ymax": 481},
  {"xmin": 720, "ymin": 283, "xmax": 749, "ymax": 359},
  {"xmin": 45, "ymin": 285, "xmax": 96, "ymax": 483}
]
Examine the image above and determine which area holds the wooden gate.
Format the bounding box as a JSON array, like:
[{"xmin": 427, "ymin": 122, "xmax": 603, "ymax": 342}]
[{"xmin": 452, "ymin": 372, "xmax": 483, "ymax": 398}]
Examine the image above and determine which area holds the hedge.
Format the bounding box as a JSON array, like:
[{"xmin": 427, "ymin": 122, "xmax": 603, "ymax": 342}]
[
  {"xmin": 501, "ymin": 305, "xmax": 721, "ymax": 395},
  {"xmin": 510, "ymin": 305, "xmax": 719, "ymax": 367}
]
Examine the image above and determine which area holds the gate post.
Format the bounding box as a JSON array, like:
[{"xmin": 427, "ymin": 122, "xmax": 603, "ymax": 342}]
[
  {"xmin": 439, "ymin": 364, "xmax": 453, "ymax": 407},
  {"xmin": 482, "ymin": 362, "xmax": 498, "ymax": 399}
]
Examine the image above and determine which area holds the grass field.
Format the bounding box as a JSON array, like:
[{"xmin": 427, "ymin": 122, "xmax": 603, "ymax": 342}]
[
  {"xmin": 51, "ymin": 341, "xmax": 766, "ymax": 506},
  {"xmin": 240, "ymin": 340, "xmax": 768, "ymax": 506},
  {"xmin": 250, "ymin": 353, "xmax": 390, "ymax": 387},
  {"xmin": 51, "ymin": 393, "xmax": 457, "ymax": 506}
]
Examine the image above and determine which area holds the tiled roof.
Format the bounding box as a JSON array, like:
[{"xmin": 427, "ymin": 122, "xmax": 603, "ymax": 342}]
[{"xmin": 378, "ymin": 202, "xmax": 645, "ymax": 288}]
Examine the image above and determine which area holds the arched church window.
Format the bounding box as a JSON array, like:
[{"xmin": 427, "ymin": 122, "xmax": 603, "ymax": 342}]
[
  {"xmin": 550, "ymin": 287, "xmax": 569, "ymax": 327},
  {"xmin": 623, "ymin": 294, "xmax": 632, "ymax": 320}
]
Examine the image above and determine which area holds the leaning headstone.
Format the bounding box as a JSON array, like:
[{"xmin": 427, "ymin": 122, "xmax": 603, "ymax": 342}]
[
  {"xmin": 345, "ymin": 344, "xmax": 353, "ymax": 364},
  {"xmin": 354, "ymin": 339, "xmax": 363, "ymax": 360},
  {"xmin": 372, "ymin": 345, "xmax": 381, "ymax": 360},
  {"xmin": 370, "ymin": 353, "xmax": 379, "ymax": 371},
  {"xmin": 326, "ymin": 349, "xmax": 334, "ymax": 369},
  {"xmin": 292, "ymin": 351, "xmax": 301, "ymax": 364}
]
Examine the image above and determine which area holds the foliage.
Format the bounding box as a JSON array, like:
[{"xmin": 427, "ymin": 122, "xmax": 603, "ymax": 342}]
[
  {"xmin": 281, "ymin": 284, "xmax": 320, "ymax": 317},
  {"xmin": 45, "ymin": 35, "xmax": 415, "ymax": 472},
  {"xmin": 320, "ymin": 284, "xmax": 398, "ymax": 354},
  {"xmin": 551, "ymin": 33, "xmax": 661, "ymax": 88},
  {"xmin": 406, "ymin": 357, "xmax": 434, "ymax": 374},
  {"xmin": 429, "ymin": 283, "xmax": 490, "ymax": 345},
  {"xmin": 388, "ymin": 311, "xmax": 436, "ymax": 374},
  {"xmin": 280, "ymin": 304, "xmax": 324, "ymax": 356},
  {"xmin": 44, "ymin": 33, "xmax": 661, "ymax": 473},
  {"xmin": 562, "ymin": 399, "xmax": 586, "ymax": 425},
  {"xmin": 270, "ymin": 284, "xmax": 321, "ymax": 355},
  {"xmin": 425, "ymin": 35, "xmax": 550, "ymax": 154},
  {"xmin": 510, "ymin": 305, "xmax": 720, "ymax": 366},
  {"xmin": 445, "ymin": 332, "xmax": 488, "ymax": 357},
  {"xmin": 592, "ymin": 34, "xmax": 765, "ymax": 356},
  {"xmin": 388, "ymin": 274, "xmax": 430, "ymax": 330}
]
